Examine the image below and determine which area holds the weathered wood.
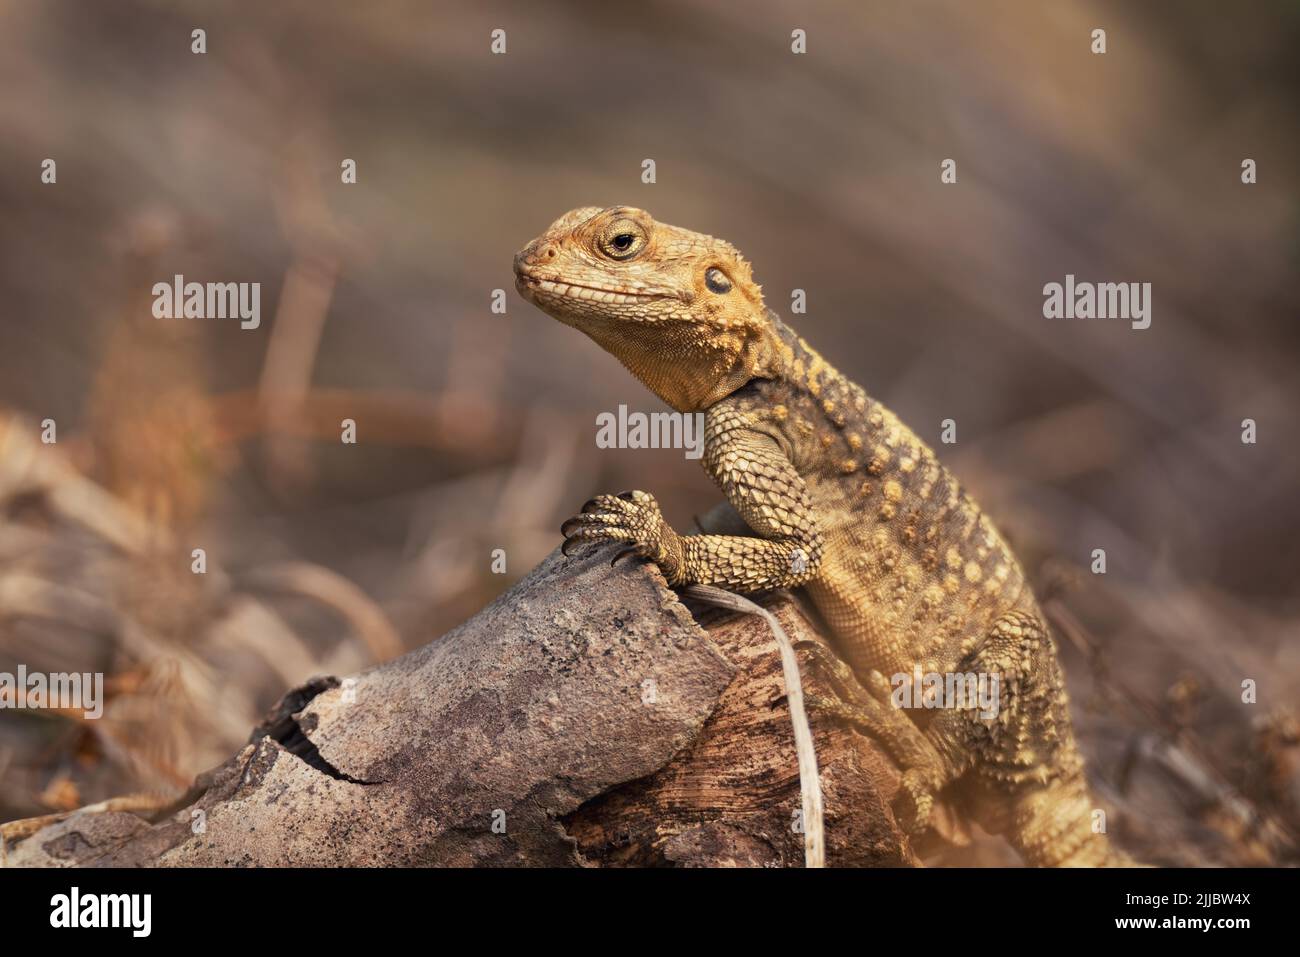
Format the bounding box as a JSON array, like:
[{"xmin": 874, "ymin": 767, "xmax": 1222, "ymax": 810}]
[
  {"xmin": 565, "ymin": 593, "xmax": 913, "ymax": 866},
  {"xmin": 2, "ymin": 546, "xmax": 912, "ymax": 867}
]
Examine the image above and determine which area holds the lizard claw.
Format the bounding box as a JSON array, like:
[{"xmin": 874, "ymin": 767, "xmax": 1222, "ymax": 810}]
[
  {"xmin": 893, "ymin": 769, "xmax": 937, "ymax": 836},
  {"xmin": 610, "ymin": 544, "xmax": 644, "ymax": 567},
  {"xmin": 558, "ymin": 490, "xmax": 684, "ymax": 583},
  {"xmin": 561, "ymin": 533, "xmax": 603, "ymax": 558}
]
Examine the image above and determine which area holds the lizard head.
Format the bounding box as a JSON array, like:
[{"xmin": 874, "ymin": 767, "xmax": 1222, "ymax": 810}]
[{"xmin": 514, "ymin": 206, "xmax": 784, "ymax": 412}]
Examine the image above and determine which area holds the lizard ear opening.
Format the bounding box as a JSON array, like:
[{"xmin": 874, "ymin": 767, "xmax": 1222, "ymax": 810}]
[
  {"xmin": 691, "ymin": 323, "xmax": 783, "ymax": 408},
  {"xmin": 739, "ymin": 323, "xmax": 782, "ymax": 384}
]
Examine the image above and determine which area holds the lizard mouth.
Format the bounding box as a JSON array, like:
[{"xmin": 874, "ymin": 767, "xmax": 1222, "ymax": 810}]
[{"xmin": 515, "ymin": 271, "xmax": 679, "ymax": 306}]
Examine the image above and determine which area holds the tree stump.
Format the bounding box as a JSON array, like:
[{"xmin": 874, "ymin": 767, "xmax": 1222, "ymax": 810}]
[{"xmin": 2, "ymin": 547, "xmax": 913, "ymax": 867}]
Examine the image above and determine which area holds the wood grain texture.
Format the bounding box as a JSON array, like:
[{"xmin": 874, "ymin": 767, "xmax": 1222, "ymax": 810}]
[{"xmin": 2, "ymin": 547, "xmax": 910, "ymax": 867}]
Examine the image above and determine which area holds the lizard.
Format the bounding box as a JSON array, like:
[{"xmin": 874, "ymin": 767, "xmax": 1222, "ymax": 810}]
[{"xmin": 514, "ymin": 205, "xmax": 1129, "ymax": 867}]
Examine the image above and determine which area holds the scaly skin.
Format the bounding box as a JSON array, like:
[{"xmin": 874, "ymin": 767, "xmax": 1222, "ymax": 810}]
[{"xmin": 515, "ymin": 206, "xmax": 1129, "ymax": 866}]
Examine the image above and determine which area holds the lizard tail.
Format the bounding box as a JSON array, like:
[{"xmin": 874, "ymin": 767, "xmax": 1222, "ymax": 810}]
[{"xmin": 1004, "ymin": 772, "xmax": 1141, "ymax": 867}]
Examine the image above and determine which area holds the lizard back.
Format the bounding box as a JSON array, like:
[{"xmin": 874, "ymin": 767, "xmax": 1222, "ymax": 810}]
[{"xmin": 724, "ymin": 314, "xmax": 1035, "ymax": 681}]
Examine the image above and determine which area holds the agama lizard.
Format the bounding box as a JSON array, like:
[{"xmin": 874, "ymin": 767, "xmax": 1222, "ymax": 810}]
[{"xmin": 515, "ymin": 206, "xmax": 1128, "ymax": 866}]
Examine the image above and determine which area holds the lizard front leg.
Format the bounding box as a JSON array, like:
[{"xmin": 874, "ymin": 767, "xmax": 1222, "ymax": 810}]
[
  {"xmin": 561, "ymin": 489, "xmax": 689, "ymax": 582},
  {"xmin": 560, "ymin": 409, "xmax": 823, "ymax": 591}
]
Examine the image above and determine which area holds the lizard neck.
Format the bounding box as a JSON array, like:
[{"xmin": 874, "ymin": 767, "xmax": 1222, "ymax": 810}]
[
  {"xmin": 765, "ymin": 312, "xmax": 864, "ymax": 410},
  {"xmin": 579, "ymin": 313, "xmax": 785, "ymax": 413}
]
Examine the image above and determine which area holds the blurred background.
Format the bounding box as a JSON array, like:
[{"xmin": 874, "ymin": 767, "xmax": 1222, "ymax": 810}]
[{"xmin": 0, "ymin": 0, "xmax": 1296, "ymax": 865}]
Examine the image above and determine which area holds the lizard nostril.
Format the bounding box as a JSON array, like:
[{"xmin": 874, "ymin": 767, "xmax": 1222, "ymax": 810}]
[{"xmin": 544, "ymin": 247, "xmax": 556, "ymax": 259}]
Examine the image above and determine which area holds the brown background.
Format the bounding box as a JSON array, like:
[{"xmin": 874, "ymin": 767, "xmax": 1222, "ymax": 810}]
[{"xmin": 0, "ymin": 0, "xmax": 1297, "ymax": 865}]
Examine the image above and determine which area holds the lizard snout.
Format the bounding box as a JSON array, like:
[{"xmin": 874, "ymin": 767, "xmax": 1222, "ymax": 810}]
[{"xmin": 514, "ymin": 240, "xmax": 559, "ymax": 277}]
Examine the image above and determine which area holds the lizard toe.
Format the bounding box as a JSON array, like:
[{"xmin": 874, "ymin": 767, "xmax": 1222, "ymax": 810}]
[
  {"xmin": 893, "ymin": 768, "xmax": 939, "ymax": 836},
  {"xmin": 609, "ymin": 543, "xmax": 649, "ymax": 567}
]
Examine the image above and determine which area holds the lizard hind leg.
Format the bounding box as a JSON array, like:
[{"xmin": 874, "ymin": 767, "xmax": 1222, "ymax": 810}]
[
  {"xmin": 942, "ymin": 609, "xmax": 1129, "ymax": 866},
  {"xmin": 1005, "ymin": 772, "xmax": 1137, "ymax": 866},
  {"xmin": 796, "ymin": 639, "xmax": 956, "ymax": 835}
]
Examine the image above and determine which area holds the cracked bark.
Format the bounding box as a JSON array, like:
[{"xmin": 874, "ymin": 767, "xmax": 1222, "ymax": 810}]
[{"xmin": 2, "ymin": 544, "xmax": 914, "ymax": 867}]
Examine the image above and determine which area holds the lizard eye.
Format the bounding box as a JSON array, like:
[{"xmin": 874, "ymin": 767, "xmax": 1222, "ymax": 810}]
[
  {"xmin": 705, "ymin": 267, "xmax": 732, "ymax": 294},
  {"xmin": 600, "ymin": 221, "xmax": 646, "ymax": 260}
]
